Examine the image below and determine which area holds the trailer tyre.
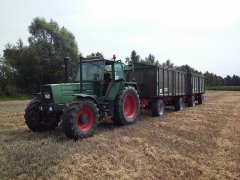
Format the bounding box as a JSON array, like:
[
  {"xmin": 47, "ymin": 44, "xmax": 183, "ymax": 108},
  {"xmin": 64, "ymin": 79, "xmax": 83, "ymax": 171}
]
[
  {"xmin": 152, "ymin": 99, "xmax": 165, "ymax": 117},
  {"xmin": 24, "ymin": 98, "xmax": 59, "ymax": 132},
  {"xmin": 198, "ymin": 94, "xmax": 204, "ymax": 104},
  {"xmin": 175, "ymin": 97, "xmax": 184, "ymax": 111},
  {"xmin": 113, "ymin": 86, "xmax": 140, "ymax": 125},
  {"xmin": 188, "ymin": 96, "xmax": 196, "ymax": 107},
  {"xmin": 61, "ymin": 100, "xmax": 99, "ymax": 139}
]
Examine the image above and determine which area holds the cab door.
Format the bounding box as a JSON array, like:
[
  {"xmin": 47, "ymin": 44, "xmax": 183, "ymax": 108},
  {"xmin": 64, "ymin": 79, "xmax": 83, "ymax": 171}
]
[{"xmin": 105, "ymin": 62, "xmax": 125, "ymax": 101}]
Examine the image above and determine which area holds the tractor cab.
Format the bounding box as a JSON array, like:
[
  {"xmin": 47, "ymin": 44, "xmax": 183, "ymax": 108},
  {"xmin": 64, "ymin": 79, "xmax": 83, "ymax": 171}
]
[{"xmin": 75, "ymin": 56, "xmax": 125, "ymax": 101}]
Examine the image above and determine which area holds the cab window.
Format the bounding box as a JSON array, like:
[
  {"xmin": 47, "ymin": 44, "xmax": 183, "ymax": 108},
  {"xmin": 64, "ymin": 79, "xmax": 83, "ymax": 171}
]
[
  {"xmin": 76, "ymin": 61, "xmax": 104, "ymax": 81},
  {"xmin": 114, "ymin": 63, "xmax": 124, "ymax": 80}
]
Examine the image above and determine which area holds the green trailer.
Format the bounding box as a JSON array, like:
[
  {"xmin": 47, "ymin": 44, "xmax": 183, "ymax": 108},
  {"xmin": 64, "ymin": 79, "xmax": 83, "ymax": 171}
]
[{"xmin": 126, "ymin": 63, "xmax": 205, "ymax": 114}]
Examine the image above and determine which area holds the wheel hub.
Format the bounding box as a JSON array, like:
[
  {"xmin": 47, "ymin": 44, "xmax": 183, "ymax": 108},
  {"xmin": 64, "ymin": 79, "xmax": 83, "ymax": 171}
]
[
  {"xmin": 76, "ymin": 107, "xmax": 94, "ymax": 132},
  {"xmin": 80, "ymin": 114, "xmax": 89, "ymax": 124},
  {"xmin": 158, "ymin": 104, "xmax": 164, "ymax": 115}
]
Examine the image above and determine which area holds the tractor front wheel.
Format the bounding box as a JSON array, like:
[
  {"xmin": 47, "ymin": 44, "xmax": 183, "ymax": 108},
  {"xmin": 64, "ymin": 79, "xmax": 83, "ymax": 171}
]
[
  {"xmin": 61, "ymin": 100, "xmax": 99, "ymax": 139},
  {"xmin": 24, "ymin": 98, "xmax": 59, "ymax": 132},
  {"xmin": 113, "ymin": 86, "xmax": 140, "ymax": 125}
]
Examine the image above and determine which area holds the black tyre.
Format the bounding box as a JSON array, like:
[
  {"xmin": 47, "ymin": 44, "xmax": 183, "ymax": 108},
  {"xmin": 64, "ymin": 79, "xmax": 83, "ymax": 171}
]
[
  {"xmin": 198, "ymin": 94, "xmax": 204, "ymax": 104},
  {"xmin": 187, "ymin": 96, "xmax": 196, "ymax": 107},
  {"xmin": 24, "ymin": 98, "xmax": 59, "ymax": 132},
  {"xmin": 113, "ymin": 86, "xmax": 140, "ymax": 125},
  {"xmin": 61, "ymin": 100, "xmax": 99, "ymax": 139},
  {"xmin": 152, "ymin": 99, "xmax": 165, "ymax": 117},
  {"xmin": 175, "ymin": 97, "xmax": 184, "ymax": 111}
]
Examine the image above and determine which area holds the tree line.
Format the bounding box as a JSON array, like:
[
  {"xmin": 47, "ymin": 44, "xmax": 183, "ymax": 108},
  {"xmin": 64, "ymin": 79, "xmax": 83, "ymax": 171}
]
[{"xmin": 0, "ymin": 18, "xmax": 239, "ymax": 97}]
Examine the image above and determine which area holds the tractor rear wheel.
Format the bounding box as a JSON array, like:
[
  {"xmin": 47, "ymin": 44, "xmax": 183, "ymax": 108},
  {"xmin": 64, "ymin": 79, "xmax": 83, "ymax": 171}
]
[
  {"xmin": 61, "ymin": 100, "xmax": 99, "ymax": 139},
  {"xmin": 113, "ymin": 86, "xmax": 140, "ymax": 125},
  {"xmin": 152, "ymin": 99, "xmax": 165, "ymax": 117},
  {"xmin": 24, "ymin": 98, "xmax": 59, "ymax": 132},
  {"xmin": 175, "ymin": 97, "xmax": 184, "ymax": 111},
  {"xmin": 188, "ymin": 96, "xmax": 196, "ymax": 107}
]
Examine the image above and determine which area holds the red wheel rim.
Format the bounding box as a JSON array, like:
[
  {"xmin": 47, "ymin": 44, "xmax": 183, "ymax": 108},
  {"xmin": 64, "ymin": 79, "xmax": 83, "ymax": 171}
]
[
  {"xmin": 76, "ymin": 107, "xmax": 94, "ymax": 132},
  {"xmin": 124, "ymin": 94, "xmax": 137, "ymax": 119}
]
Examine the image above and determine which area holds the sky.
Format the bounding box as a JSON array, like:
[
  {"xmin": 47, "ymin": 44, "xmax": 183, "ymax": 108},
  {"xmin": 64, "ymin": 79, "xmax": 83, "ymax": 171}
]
[{"xmin": 0, "ymin": 0, "xmax": 240, "ymax": 77}]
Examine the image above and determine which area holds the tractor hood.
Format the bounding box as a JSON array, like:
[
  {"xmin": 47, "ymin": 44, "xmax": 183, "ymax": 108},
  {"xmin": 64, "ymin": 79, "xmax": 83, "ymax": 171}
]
[{"xmin": 41, "ymin": 82, "xmax": 98, "ymax": 104}]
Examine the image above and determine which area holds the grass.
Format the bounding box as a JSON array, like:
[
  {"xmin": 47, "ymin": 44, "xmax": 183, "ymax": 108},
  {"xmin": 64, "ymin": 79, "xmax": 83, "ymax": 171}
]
[
  {"xmin": 206, "ymin": 86, "xmax": 240, "ymax": 91},
  {"xmin": 0, "ymin": 94, "xmax": 34, "ymax": 101}
]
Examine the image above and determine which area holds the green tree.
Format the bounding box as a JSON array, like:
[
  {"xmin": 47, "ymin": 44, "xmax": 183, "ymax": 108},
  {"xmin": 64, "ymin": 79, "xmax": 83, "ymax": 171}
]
[
  {"xmin": 125, "ymin": 57, "xmax": 130, "ymax": 64},
  {"xmin": 231, "ymin": 75, "xmax": 240, "ymax": 86},
  {"xmin": 203, "ymin": 71, "xmax": 224, "ymax": 86},
  {"xmin": 145, "ymin": 54, "xmax": 156, "ymax": 65},
  {"xmin": 160, "ymin": 59, "xmax": 174, "ymax": 69},
  {"xmin": 0, "ymin": 54, "xmax": 17, "ymax": 96},
  {"xmin": 87, "ymin": 52, "xmax": 103, "ymax": 58},
  {"xmin": 211, "ymin": 74, "xmax": 220, "ymax": 86},
  {"xmin": 143, "ymin": 54, "xmax": 159, "ymax": 66},
  {"xmin": 4, "ymin": 40, "xmax": 43, "ymax": 93},
  {"xmin": 224, "ymin": 75, "xmax": 232, "ymax": 86},
  {"xmin": 217, "ymin": 75, "xmax": 224, "ymax": 86},
  {"xmin": 125, "ymin": 50, "xmax": 140, "ymax": 64},
  {"xmin": 176, "ymin": 64, "xmax": 202, "ymax": 75},
  {"xmin": 4, "ymin": 17, "xmax": 79, "ymax": 93},
  {"xmin": 28, "ymin": 17, "xmax": 79, "ymax": 83},
  {"xmin": 204, "ymin": 71, "xmax": 211, "ymax": 86},
  {"xmin": 0, "ymin": 54, "xmax": 6, "ymax": 95}
]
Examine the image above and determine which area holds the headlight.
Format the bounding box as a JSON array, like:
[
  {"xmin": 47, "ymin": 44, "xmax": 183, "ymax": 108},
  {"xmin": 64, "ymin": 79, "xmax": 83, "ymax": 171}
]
[{"xmin": 44, "ymin": 93, "xmax": 51, "ymax": 99}]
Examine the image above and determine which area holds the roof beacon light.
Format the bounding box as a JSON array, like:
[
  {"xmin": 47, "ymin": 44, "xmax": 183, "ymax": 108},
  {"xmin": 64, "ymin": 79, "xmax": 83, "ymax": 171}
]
[{"xmin": 113, "ymin": 54, "xmax": 116, "ymax": 61}]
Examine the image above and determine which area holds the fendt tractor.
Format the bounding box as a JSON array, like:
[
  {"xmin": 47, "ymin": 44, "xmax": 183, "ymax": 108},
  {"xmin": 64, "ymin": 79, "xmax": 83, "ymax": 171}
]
[{"xmin": 24, "ymin": 55, "xmax": 205, "ymax": 139}]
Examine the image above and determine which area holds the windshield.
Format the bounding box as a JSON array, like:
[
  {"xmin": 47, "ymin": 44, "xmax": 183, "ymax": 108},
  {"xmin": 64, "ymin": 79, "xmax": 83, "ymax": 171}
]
[{"xmin": 76, "ymin": 61, "xmax": 104, "ymax": 81}]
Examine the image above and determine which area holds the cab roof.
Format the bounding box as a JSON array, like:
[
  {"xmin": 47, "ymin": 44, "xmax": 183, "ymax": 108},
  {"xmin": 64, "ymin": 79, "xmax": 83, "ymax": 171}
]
[{"xmin": 81, "ymin": 56, "xmax": 122, "ymax": 64}]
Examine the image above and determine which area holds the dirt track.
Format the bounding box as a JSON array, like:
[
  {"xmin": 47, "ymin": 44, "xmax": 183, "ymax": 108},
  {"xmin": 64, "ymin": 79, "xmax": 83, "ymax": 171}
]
[{"xmin": 0, "ymin": 91, "xmax": 240, "ymax": 179}]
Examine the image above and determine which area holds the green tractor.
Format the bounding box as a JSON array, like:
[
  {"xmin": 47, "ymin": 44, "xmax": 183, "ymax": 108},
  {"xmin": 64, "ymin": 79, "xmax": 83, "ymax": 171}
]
[{"xmin": 24, "ymin": 56, "xmax": 140, "ymax": 139}]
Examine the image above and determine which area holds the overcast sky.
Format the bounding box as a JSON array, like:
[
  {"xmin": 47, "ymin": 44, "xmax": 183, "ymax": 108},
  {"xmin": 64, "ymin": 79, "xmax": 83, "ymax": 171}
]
[{"xmin": 0, "ymin": 0, "xmax": 239, "ymax": 77}]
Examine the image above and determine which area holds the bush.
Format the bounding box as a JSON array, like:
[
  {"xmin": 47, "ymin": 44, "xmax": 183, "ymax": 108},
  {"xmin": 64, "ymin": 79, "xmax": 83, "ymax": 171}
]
[
  {"xmin": 0, "ymin": 90, "xmax": 5, "ymax": 97},
  {"xmin": 4, "ymin": 85, "xmax": 19, "ymax": 96}
]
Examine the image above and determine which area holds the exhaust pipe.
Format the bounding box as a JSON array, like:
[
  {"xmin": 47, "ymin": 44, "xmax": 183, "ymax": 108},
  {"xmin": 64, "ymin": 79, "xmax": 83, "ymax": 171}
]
[
  {"xmin": 80, "ymin": 57, "xmax": 83, "ymax": 93},
  {"xmin": 63, "ymin": 57, "xmax": 69, "ymax": 83}
]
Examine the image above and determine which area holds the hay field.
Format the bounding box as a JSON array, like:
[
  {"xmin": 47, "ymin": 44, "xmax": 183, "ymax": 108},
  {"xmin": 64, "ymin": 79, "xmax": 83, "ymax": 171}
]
[{"xmin": 0, "ymin": 91, "xmax": 239, "ymax": 179}]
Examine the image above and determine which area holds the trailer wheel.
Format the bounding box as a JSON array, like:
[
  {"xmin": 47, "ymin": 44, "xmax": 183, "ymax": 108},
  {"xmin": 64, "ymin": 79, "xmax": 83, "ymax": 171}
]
[
  {"xmin": 61, "ymin": 100, "xmax": 99, "ymax": 139},
  {"xmin": 152, "ymin": 99, "xmax": 165, "ymax": 117},
  {"xmin": 175, "ymin": 97, "xmax": 184, "ymax": 111},
  {"xmin": 24, "ymin": 98, "xmax": 59, "ymax": 132},
  {"xmin": 198, "ymin": 94, "xmax": 204, "ymax": 104},
  {"xmin": 188, "ymin": 96, "xmax": 196, "ymax": 107},
  {"xmin": 113, "ymin": 86, "xmax": 140, "ymax": 125}
]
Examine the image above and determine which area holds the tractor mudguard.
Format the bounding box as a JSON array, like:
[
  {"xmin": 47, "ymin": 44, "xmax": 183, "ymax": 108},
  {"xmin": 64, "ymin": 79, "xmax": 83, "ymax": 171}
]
[
  {"xmin": 73, "ymin": 93, "xmax": 99, "ymax": 105},
  {"xmin": 124, "ymin": 82, "xmax": 139, "ymax": 92}
]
